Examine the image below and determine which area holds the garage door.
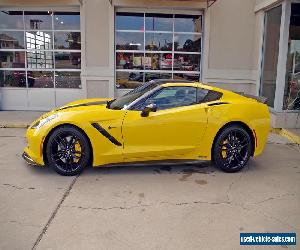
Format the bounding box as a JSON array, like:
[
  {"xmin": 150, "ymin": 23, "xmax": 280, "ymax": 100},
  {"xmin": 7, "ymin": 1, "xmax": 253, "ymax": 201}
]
[{"xmin": 0, "ymin": 9, "xmax": 84, "ymax": 110}]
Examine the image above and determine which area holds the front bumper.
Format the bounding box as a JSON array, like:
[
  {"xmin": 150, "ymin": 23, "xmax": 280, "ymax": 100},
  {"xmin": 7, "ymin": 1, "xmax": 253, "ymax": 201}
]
[
  {"xmin": 22, "ymin": 151, "xmax": 43, "ymax": 166},
  {"xmin": 23, "ymin": 126, "xmax": 46, "ymax": 165}
]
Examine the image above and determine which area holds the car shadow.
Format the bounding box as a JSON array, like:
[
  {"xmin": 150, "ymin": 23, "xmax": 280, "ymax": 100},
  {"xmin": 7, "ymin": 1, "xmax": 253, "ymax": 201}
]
[
  {"xmin": 243, "ymin": 158, "xmax": 261, "ymax": 173},
  {"xmin": 23, "ymin": 162, "xmax": 60, "ymax": 176},
  {"xmin": 25, "ymin": 159, "xmax": 261, "ymax": 176},
  {"xmin": 82, "ymin": 161, "xmax": 218, "ymax": 177}
]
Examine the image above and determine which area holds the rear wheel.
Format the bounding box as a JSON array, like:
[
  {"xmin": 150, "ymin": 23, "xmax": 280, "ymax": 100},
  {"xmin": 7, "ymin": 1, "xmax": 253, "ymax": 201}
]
[
  {"xmin": 213, "ymin": 125, "xmax": 252, "ymax": 173},
  {"xmin": 46, "ymin": 126, "xmax": 91, "ymax": 176}
]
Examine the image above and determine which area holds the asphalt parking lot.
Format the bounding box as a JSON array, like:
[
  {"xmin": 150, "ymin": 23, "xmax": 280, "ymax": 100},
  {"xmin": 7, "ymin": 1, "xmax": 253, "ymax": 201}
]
[{"xmin": 0, "ymin": 128, "xmax": 299, "ymax": 250}]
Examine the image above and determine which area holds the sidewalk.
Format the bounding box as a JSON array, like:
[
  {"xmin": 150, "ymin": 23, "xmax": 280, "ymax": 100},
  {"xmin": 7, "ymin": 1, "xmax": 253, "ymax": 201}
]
[
  {"xmin": 272, "ymin": 128, "xmax": 300, "ymax": 145},
  {"xmin": 289, "ymin": 128, "xmax": 300, "ymax": 137},
  {"xmin": 0, "ymin": 111, "xmax": 44, "ymax": 128}
]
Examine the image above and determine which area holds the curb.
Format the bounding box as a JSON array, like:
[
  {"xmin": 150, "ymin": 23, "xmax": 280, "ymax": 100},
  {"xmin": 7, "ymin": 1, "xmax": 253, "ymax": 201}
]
[
  {"xmin": 0, "ymin": 124, "xmax": 29, "ymax": 128},
  {"xmin": 271, "ymin": 128, "xmax": 300, "ymax": 145}
]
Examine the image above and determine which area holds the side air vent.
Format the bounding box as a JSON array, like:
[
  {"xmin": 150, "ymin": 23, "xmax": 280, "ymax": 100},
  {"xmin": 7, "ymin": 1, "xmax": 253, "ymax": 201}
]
[{"xmin": 91, "ymin": 123, "xmax": 122, "ymax": 146}]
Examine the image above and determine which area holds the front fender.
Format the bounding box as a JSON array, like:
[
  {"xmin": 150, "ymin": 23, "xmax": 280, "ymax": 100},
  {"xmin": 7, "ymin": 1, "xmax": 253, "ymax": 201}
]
[{"xmin": 37, "ymin": 109, "xmax": 126, "ymax": 166}]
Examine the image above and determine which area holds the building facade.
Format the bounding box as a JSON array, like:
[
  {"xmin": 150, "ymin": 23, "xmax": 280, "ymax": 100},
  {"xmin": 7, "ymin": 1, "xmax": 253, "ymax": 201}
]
[{"xmin": 0, "ymin": 0, "xmax": 299, "ymax": 128}]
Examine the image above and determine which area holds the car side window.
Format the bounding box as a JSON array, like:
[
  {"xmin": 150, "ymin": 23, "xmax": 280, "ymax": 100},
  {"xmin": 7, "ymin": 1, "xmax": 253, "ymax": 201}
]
[
  {"xmin": 197, "ymin": 88, "xmax": 223, "ymax": 103},
  {"xmin": 197, "ymin": 88, "xmax": 209, "ymax": 103},
  {"xmin": 137, "ymin": 86, "xmax": 197, "ymax": 111}
]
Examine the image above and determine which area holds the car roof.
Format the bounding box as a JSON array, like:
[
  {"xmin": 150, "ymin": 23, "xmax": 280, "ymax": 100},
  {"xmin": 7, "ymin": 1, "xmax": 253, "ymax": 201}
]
[
  {"xmin": 152, "ymin": 79, "xmax": 249, "ymax": 101},
  {"xmin": 146, "ymin": 79, "xmax": 238, "ymax": 98},
  {"xmin": 148, "ymin": 79, "xmax": 194, "ymax": 85},
  {"xmin": 151, "ymin": 79, "xmax": 213, "ymax": 90}
]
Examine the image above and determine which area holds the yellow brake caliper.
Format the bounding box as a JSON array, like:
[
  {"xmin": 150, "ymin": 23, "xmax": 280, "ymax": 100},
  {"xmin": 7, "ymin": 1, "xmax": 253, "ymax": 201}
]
[
  {"xmin": 221, "ymin": 139, "xmax": 228, "ymax": 158},
  {"xmin": 73, "ymin": 141, "xmax": 82, "ymax": 163}
]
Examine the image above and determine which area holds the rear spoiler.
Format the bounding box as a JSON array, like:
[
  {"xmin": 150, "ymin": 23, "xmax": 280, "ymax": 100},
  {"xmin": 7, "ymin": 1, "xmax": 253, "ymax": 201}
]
[{"xmin": 234, "ymin": 92, "xmax": 268, "ymax": 104}]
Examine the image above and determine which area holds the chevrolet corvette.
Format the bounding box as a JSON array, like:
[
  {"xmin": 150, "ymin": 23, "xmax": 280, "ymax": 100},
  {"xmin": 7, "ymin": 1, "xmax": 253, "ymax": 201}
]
[{"xmin": 23, "ymin": 79, "xmax": 270, "ymax": 176}]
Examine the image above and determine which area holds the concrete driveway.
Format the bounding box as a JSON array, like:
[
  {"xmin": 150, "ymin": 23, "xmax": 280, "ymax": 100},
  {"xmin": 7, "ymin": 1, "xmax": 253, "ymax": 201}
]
[{"xmin": 0, "ymin": 128, "xmax": 299, "ymax": 250}]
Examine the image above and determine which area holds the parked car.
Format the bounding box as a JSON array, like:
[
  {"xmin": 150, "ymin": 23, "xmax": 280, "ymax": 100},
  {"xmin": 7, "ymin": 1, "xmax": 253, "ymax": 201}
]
[{"xmin": 23, "ymin": 79, "xmax": 270, "ymax": 176}]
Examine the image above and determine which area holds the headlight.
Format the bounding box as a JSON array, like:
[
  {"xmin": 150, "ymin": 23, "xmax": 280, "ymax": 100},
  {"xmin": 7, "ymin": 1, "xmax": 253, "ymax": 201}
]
[{"xmin": 31, "ymin": 114, "xmax": 58, "ymax": 129}]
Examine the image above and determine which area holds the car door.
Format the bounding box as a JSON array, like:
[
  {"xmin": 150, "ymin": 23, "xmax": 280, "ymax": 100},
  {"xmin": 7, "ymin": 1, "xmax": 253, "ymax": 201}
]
[{"xmin": 122, "ymin": 86, "xmax": 208, "ymax": 162}]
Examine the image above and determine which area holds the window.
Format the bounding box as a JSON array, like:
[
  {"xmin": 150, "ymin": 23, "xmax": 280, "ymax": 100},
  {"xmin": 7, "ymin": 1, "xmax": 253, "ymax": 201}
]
[
  {"xmin": 109, "ymin": 81, "xmax": 159, "ymax": 110},
  {"xmin": 137, "ymin": 86, "xmax": 197, "ymax": 110},
  {"xmin": 283, "ymin": 3, "xmax": 300, "ymax": 110},
  {"xmin": 115, "ymin": 12, "xmax": 202, "ymax": 89},
  {"xmin": 200, "ymin": 89, "xmax": 223, "ymax": 103},
  {"xmin": 260, "ymin": 6, "xmax": 282, "ymax": 107},
  {"xmin": 197, "ymin": 88, "xmax": 209, "ymax": 103},
  {"xmin": 0, "ymin": 10, "xmax": 81, "ymax": 88}
]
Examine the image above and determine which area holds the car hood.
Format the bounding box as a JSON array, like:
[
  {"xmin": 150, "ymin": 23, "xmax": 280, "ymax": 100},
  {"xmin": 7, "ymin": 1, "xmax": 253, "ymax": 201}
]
[
  {"xmin": 56, "ymin": 98, "xmax": 113, "ymax": 111},
  {"xmin": 30, "ymin": 98, "xmax": 114, "ymax": 126}
]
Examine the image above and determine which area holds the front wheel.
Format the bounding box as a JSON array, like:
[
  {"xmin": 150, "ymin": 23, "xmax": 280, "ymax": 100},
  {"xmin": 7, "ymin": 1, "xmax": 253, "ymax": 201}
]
[
  {"xmin": 212, "ymin": 125, "xmax": 252, "ymax": 173},
  {"xmin": 46, "ymin": 125, "xmax": 91, "ymax": 176}
]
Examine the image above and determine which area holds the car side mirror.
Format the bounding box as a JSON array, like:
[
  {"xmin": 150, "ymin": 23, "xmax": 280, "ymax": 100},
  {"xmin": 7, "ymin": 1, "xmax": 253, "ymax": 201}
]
[{"xmin": 141, "ymin": 103, "xmax": 157, "ymax": 117}]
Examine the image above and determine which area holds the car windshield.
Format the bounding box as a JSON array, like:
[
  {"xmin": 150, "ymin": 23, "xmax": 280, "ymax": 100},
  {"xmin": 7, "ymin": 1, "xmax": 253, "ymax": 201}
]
[{"xmin": 108, "ymin": 81, "xmax": 158, "ymax": 110}]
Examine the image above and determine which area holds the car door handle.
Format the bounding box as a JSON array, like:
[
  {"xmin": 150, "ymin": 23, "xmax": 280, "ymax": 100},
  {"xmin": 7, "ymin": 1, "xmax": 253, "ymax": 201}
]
[{"xmin": 108, "ymin": 126, "xmax": 117, "ymax": 129}]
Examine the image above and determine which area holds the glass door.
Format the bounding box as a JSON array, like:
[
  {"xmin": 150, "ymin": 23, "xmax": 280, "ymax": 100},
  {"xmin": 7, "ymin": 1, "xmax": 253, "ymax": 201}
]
[
  {"xmin": 260, "ymin": 5, "xmax": 282, "ymax": 108},
  {"xmin": 0, "ymin": 10, "xmax": 82, "ymax": 110},
  {"xmin": 283, "ymin": 3, "xmax": 300, "ymax": 110}
]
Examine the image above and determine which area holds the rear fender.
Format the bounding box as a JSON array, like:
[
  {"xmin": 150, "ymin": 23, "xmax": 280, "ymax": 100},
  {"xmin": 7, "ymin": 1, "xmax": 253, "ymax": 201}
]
[{"xmin": 198, "ymin": 102, "xmax": 270, "ymax": 160}]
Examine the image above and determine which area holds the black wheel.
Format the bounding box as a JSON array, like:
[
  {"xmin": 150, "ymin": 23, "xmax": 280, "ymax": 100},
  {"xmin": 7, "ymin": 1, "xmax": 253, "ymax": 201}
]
[
  {"xmin": 46, "ymin": 125, "xmax": 91, "ymax": 176},
  {"xmin": 212, "ymin": 125, "xmax": 252, "ymax": 173}
]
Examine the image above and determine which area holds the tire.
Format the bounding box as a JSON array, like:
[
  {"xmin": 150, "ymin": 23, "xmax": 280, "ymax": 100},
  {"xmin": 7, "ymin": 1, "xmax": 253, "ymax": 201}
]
[
  {"xmin": 212, "ymin": 125, "xmax": 252, "ymax": 173},
  {"xmin": 46, "ymin": 125, "xmax": 91, "ymax": 176}
]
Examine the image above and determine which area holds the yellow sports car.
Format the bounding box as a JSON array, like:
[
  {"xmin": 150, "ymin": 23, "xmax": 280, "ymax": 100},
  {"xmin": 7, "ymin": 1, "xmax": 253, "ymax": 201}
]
[{"xmin": 23, "ymin": 79, "xmax": 270, "ymax": 176}]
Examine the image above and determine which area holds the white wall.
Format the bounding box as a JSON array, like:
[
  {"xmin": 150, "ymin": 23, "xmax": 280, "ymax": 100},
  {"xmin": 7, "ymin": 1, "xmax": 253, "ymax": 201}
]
[
  {"xmin": 81, "ymin": 0, "xmax": 115, "ymax": 98},
  {"xmin": 202, "ymin": 0, "xmax": 259, "ymax": 94}
]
